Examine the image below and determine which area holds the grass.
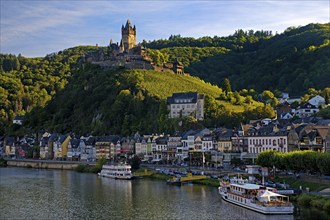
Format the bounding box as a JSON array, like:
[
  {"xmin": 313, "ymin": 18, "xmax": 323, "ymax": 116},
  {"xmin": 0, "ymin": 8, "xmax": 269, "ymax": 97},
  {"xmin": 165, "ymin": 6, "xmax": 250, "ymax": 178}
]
[
  {"xmin": 274, "ymin": 176, "xmax": 329, "ymax": 192},
  {"xmin": 195, "ymin": 178, "xmax": 220, "ymax": 187},
  {"xmin": 140, "ymin": 70, "xmax": 262, "ymax": 113}
]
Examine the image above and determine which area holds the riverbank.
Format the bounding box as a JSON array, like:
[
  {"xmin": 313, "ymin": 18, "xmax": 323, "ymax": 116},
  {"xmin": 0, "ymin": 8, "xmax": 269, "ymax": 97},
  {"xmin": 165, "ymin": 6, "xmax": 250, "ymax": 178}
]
[
  {"xmin": 0, "ymin": 157, "xmax": 7, "ymax": 167},
  {"xmin": 6, "ymin": 158, "xmax": 83, "ymax": 170}
]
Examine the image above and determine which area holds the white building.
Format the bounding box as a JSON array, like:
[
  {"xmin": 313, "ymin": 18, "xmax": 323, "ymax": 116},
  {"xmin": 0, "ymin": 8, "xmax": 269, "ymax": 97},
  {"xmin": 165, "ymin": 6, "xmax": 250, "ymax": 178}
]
[
  {"xmin": 295, "ymin": 103, "xmax": 319, "ymax": 118},
  {"xmin": 308, "ymin": 95, "xmax": 325, "ymax": 107},
  {"xmin": 13, "ymin": 116, "xmax": 23, "ymax": 125},
  {"xmin": 202, "ymin": 136, "xmax": 214, "ymax": 151},
  {"xmin": 167, "ymin": 92, "xmax": 204, "ymax": 120},
  {"xmin": 247, "ymin": 135, "xmax": 288, "ymax": 155}
]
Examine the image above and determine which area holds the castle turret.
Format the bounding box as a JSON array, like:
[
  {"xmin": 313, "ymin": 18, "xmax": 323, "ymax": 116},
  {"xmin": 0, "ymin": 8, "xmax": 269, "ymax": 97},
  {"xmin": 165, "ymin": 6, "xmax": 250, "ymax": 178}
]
[{"xmin": 121, "ymin": 19, "xmax": 136, "ymax": 52}]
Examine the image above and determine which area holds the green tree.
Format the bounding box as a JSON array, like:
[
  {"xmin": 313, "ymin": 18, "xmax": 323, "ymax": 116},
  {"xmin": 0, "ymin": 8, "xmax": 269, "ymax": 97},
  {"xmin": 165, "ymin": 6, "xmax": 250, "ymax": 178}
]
[{"xmin": 222, "ymin": 78, "xmax": 232, "ymax": 96}]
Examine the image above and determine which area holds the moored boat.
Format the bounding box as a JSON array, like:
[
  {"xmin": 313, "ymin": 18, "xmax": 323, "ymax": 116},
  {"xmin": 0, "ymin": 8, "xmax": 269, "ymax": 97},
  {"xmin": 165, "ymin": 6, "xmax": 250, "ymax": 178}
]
[
  {"xmin": 218, "ymin": 177, "xmax": 294, "ymax": 215},
  {"xmin": 98, "ymin": 164, "xmax": 134, "ymax": 180}
]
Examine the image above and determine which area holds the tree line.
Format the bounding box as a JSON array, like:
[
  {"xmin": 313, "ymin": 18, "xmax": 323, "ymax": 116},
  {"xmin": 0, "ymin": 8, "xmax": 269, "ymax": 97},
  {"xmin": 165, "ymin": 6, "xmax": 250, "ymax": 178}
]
[{"xmin": 256, "ymin": 150, "xmax": 330, "ymax": 175}]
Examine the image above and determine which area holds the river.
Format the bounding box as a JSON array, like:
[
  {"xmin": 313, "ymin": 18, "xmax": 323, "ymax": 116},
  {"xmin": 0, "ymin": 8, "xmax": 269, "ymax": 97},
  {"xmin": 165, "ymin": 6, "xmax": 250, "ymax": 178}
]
[{"xmin": 0, "ymin": 167, "xmax": 329, "ymax": 220}]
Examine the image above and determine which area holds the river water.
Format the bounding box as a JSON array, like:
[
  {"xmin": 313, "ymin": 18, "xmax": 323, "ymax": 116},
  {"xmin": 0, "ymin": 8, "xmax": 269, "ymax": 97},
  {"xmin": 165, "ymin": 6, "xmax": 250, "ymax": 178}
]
[{"xmin": 0, "ymin": 167, "xmax": 328, "ymax": 220}]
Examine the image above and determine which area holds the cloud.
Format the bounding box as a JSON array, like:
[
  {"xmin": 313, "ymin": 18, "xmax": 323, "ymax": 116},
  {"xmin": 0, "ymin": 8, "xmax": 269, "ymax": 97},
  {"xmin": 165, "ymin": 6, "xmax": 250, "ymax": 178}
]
[{"xmin": 1, "ymin": 1, "xmax": 329, "ymax": 57}]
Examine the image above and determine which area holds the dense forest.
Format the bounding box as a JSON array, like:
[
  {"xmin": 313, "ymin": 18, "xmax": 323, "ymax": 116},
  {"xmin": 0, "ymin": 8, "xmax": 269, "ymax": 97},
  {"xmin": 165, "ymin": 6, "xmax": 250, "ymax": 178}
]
[
  {"xmin": 144, "ymin": 23, "xmax": 330, "ymax": 95},
  {"xmin": 0, "ymin": 23, "xmax": 329, "ymax": 136},
  {"xmin": 20, "ymin": 66, "xmax": 274, "ymax": 136}
]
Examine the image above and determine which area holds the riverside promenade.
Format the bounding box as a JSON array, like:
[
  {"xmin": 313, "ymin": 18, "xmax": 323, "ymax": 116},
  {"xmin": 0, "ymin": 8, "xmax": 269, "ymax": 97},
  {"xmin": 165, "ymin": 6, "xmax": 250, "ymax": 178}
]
[{"xmin": 5, "ymin": 159, "xmax": 92, "ymax": 170}]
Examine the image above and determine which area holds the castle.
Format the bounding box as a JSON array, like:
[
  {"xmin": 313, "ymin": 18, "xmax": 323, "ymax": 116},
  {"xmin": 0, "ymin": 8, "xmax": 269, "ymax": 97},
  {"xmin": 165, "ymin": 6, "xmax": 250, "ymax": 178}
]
[{"xmin": 84, "ymin": 20, "xmax": 184, "ymax": 74}]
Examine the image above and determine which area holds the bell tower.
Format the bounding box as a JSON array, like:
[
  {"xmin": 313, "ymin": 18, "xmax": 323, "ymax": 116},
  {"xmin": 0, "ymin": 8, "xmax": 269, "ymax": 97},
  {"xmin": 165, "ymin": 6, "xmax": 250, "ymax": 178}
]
[{"xmin": 121, "ymin": 19, "xmax": 136, "ymax": 52}]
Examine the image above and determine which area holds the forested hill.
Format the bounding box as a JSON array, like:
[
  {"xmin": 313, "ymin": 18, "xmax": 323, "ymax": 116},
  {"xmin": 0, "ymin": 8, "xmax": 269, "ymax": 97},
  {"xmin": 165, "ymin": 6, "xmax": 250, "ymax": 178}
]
[
  {"xmin": 21, "ymin": 66, "xmax": 270, "ymax": 136},
  {"xmin": 1, "ymin": 46, "xmax": 270, "ymax": 136},
  {"xmin": 144, "ymin": 23, "xmax": 330, "ymax": 95},
  {"xmin": 1, "ymin": 23, "xmax": 329, "ymax": 135}
]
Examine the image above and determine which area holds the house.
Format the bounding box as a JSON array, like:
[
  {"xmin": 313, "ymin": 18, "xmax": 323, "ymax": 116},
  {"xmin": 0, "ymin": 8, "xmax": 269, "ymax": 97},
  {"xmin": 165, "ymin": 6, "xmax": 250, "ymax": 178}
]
[
  {"xmin": 279, "ymin": 93, "xmax": 290, "ymax": 103},
  {"xmin": 276, "ymin": 102, "xmax": 292, "ymax": 119},
  {"xmin": 0, "ymin": 136, "xmax": 4, "ymax": 157},
  {"xmin": 39, "ymin": 135, "xmax": 50, "ymax": 159},
  {"xmin": 281, "ymin": 112, "xmax": 294, "ymax": 120},
  {"xmin": 202, "ymin": 135, "xmax": 213, "ymax": 151},
  {"xmin": 167, "ymin": 92, "xmax": 204, "ymax": 120},
  {"xmin": 79, "ymin": 136, "xmax": 96, "ymax": 162},
  {"xmin": 295, "ymin": 103, "xmax": 319, "ymax": 118},
  {"xmin": 151, "ymin": 136, "xmax": 167, "ymax": 162},
  {"xmin": 181, "ymin": 130, "xmax": 196, "ymax": 160},
  {"xmin": 308, "ymin": 95, "xmax": 325, "ymax": 107},
  {"xmin": 95, "ymin": 136, "xmax": 120, "ymax": 160},
  {"xmin": 168, "ymin": 134, "xmax": 182, "ymax": 163},
  {"xmin": 54, "ymin": 134, "xmax": 71, "ymax": 160},
  {"xmin": 215, "ymin": 128, "xmax": 233, "ymax": 152},
  {"xmin": 67, "ymin": 138, "xmax": 80, "ymax": 161},
  {"xmin": 297, "ymin": 124, "xmax": 329, "ymax": 152},
  {"xmin": 17, "ymin": 143, "xmax": 29, "ymax": 158},
  {"xmin": 4, "ymin": 137, "xmax": 16, "ymax": 158},
  {"xmin": 13, "ymin": 115, "xmax": 23, "ymax": 125},
  {"xmin": 325, "ymin": 129, "xmax": 330, "ymax": 153},
  {"xmin": 242, "ymin": 123, "xmax": 289, "ymax": 161},
  {"xmin": 119, "ymin": 137, "xmax": 135, "ymax": 158}
]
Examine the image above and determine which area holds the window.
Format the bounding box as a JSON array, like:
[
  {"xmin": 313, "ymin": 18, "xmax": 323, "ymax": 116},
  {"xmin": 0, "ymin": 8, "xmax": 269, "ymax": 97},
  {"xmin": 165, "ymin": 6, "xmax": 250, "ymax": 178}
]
[{"xmin": 273, "ymin": 140, "xmax": 276, "ymax": 146}]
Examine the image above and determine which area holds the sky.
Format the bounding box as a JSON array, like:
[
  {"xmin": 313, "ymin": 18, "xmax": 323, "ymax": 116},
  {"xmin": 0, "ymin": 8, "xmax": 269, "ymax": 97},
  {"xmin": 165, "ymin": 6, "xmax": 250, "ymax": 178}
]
[{"xmin": 1, "ymin": 0, "xmax": 329, "ymax": 57}]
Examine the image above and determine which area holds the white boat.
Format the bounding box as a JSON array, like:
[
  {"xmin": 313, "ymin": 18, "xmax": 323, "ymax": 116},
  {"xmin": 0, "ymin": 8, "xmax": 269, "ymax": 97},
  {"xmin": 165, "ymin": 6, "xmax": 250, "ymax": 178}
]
[
  {"xmin": 218, "ymin": 178, "xmax": 294, "ymax": 215},
  {"xmin": 98, "ymin": 164, "xmax": 134, "ymax": 180}
]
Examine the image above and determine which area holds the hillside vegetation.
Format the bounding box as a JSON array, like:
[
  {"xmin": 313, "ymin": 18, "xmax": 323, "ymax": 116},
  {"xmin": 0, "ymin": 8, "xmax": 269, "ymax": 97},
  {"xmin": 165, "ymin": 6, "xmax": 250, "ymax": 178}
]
[
  {"xmin": 21, "ymin": 66, "xmax": 268, "ymax": 136},
  {"xmin": 1, "ymin": 23, "xmax": 329, "ymax": 135},
  {"xmin": 145, "ymin": 23, "xmax": 330, "ymax": 95}
]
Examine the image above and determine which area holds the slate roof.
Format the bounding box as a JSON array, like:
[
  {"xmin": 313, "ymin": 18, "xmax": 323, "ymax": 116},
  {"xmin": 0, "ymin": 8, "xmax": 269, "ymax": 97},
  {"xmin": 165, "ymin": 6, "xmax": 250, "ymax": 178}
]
[
  {"xmin": 155, "ymin": 136, "xmax": 168, "ymax": 145},
  {"xmin": 96, "ymin": 135, "xmax": 120, "ymax": 143},
  {"xmin": 70, "ymin": 139, "xmax": 80, "ymax": 148},
  {"xmin": 58, "ymin": 134, "xmax": 69, "ymax": 144},
  {"xmin": 13, "ymin": 115, "xmax": 23, "ymax": 121},
  {"xmin": 167, "ymin": 92, "xmax": 198, "ymax": 104},
  {"xmin": 298, "ymin": 103, "xmax": 318, "ymax": 109}
]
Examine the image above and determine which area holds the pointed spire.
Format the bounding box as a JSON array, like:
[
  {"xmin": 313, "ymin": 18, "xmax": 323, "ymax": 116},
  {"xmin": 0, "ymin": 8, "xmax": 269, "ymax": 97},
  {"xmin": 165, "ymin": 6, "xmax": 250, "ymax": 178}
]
[{"xmin": 125, "ymin": 19, "xmax": 131, "ymax": 29}]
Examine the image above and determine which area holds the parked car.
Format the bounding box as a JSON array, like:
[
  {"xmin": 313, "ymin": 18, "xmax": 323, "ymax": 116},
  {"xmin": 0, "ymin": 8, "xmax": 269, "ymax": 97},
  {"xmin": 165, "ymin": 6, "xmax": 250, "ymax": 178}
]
[
  {"xmin": 264, "ymin": 180, "xmax": 276, "ymax": 187},
  {"xmin": 276, "ymin": 182, "xmax": 290, "ymax": 189}
]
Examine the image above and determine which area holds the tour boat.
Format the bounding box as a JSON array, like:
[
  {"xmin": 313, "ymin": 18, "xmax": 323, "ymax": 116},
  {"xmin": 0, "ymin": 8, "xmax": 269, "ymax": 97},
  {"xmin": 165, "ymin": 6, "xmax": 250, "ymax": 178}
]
[
  {"xmin": 98, "ymin": 164, "xmax": 134, "ymax": 180},
  {"xmin": 218, "ymin": 178, "xmax": 294, "ymax": 215}
]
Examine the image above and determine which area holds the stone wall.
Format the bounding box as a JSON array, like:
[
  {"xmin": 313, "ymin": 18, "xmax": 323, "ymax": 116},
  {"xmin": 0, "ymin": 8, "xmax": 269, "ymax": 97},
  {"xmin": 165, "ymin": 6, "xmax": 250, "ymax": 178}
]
[{"xmin": 6, "ymin": 159, "xmax": 81, "ymax": 170}]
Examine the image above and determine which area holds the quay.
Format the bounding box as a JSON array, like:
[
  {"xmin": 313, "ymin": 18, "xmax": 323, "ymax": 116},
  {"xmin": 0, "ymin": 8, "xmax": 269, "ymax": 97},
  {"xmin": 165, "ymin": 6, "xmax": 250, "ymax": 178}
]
[
  {"xmin": 5, "ymin": 159, "xmax": 86, "ymax": 170},
  {"xmin": 167, "ymin": 172, "xmax": 207, "ymax": 185}
]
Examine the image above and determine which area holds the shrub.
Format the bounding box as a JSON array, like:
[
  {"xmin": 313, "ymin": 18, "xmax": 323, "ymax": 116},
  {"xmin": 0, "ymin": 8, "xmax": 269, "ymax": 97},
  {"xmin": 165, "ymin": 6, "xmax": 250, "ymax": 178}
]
[
  {"xmin": 324, "ymin": 200, "xmax": 330, "ymax": 213},
  {"xmin": 311, "ymin": 198, "xmax": 326, "ymax": 209},
  {"xmin": 297, "ymin": 194, "xmax": 312, "ymax": 207},
  {"xmin": 0, "ymin": 158, "xmax": 7, "ymax": 167},
  {"xmin": 75, "ymin": 164, "xmax": 87, "ymax": 173}
]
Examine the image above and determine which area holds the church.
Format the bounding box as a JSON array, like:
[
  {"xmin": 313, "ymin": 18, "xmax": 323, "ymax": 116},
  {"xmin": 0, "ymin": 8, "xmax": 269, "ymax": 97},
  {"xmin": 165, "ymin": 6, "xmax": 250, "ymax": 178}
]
[{"xmin": 84, "ymin": 20, "xmax": 185, "ymax": 74}]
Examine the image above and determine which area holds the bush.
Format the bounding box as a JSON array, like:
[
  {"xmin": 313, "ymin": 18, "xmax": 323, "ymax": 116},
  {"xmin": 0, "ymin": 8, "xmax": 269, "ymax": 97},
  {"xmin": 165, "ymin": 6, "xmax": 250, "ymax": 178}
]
[
  {"xmin": 297, "ymin": 194, "xmax": 312, "ymax": 207},
  {"xmin": 75, "ymin": 164, "xmax": 87, "ymax": 173},
  {"xmin": 75, "ymin": 164, "xmax": 100, "ymax": 173},
  {"xmin": 324, "ymin": 200, "xmax": 330, "ymax": 213},
  {"xmin": 0, "ymin": 158, "xmax": 7, "ymax": 167},
  {"xmin": 311, "ymin": 198, "xmax": 327, "ymax": 209}
]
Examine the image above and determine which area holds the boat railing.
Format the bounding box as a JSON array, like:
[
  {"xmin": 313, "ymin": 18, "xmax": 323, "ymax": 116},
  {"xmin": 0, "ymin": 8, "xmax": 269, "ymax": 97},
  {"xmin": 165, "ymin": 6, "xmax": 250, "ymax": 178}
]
[{"xmin": 256, "ymin": 200, "xmax": 292, "ymax": 207}]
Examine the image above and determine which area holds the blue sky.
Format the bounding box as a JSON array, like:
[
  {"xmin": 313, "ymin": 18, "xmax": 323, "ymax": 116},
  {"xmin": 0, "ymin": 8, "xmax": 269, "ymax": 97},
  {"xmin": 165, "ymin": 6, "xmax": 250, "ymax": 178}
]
[{"xmin": 1, "ymin": 0, "xmax": 329, "ymax": 57}]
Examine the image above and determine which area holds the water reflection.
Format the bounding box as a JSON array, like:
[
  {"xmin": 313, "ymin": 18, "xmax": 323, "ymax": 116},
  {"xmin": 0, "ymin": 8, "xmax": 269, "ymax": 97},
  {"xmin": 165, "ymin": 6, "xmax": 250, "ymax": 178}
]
[{"xmin": 0, "ymin": 168, "xmax": 329, "ymax": 220}]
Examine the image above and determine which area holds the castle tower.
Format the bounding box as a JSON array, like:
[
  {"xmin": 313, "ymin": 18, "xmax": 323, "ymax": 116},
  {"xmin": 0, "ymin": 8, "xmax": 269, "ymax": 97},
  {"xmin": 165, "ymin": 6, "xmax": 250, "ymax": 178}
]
[{"xmin": 121, "ymin": 19, "xmax": 136, "ymax": 52}]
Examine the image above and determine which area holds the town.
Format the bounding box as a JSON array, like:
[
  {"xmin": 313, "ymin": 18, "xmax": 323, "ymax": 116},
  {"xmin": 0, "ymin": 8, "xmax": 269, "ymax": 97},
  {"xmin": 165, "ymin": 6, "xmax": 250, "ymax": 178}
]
[{"xmin": 2, "ymin": 91, "xmax": 329, "ymax": 170}]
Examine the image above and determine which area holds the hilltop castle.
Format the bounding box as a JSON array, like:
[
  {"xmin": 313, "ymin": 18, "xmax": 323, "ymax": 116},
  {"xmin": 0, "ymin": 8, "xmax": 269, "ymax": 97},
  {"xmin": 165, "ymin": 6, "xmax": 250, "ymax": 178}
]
[
  {"xmin": 120, "ymin": 20, "xmax": 136, "ymax": 52},
  {"xmin": 84, "ymin": 20, "xmax": 184, "ymax": 74}
]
